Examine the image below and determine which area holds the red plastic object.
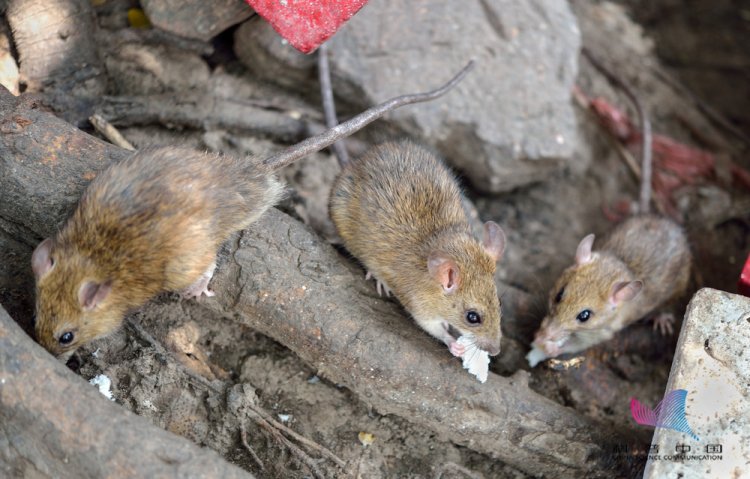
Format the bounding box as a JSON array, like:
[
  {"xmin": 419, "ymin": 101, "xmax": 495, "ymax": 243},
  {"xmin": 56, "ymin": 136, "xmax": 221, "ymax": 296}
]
[
  {"xmin": 246, "ymin": 0, "xmax": 369, "ymax": 53},
  {"xmin": 739, "ymin": 252, "xmax": 750, "ymax": 297}
]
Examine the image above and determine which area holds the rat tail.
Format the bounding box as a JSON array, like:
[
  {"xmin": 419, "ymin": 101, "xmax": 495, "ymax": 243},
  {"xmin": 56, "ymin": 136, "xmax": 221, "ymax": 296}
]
[
  {"xmin": 261, "ymin": 56, "xmax": 474, "ymax": 173},
  {"xmin": 582, "ymin": 48, "xmax": 652, "ymax": 214}
]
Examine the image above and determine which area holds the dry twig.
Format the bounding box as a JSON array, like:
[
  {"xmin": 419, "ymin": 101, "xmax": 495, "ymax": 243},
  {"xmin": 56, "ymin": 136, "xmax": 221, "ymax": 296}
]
[
  {"xmin": 253, "ymin": 411, "xmax": 327, "ymax": 479},
  {"xmin": 240, "ymin": 421, "xmax": 266, "ymax": 471},
  {"xmin": 318, "ymin": 42, "xmax": 349, "ymax": 166},
  {"xmin": 90, "ymin": 113, "xmax": 136, "ymax": 151}
]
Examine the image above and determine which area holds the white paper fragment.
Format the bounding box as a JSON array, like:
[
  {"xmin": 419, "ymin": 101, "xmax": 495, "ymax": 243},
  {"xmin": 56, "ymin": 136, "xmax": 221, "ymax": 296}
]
[
  {"xmin": 526, "ymin": 345, "xmax": 547, "ymax": 368},
  {"xmin": 89, "ymin": 374, "xmax": 115, "ymax": 401},
  {"xmin": 457, "ymin": 335, "xmax": 489, "ymax": 383}
]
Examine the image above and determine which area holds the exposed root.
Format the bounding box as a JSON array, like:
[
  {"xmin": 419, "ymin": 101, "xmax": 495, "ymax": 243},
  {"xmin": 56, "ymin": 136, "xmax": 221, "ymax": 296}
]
[{"xmin": 240, "ymin": 421, "xmax": 266, "ymax": 471}]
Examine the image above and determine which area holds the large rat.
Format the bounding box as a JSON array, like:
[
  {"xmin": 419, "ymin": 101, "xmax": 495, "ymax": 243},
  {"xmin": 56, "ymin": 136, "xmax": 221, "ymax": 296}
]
[
  {"xmin": 526, "ymin": 52, "xmax": 692, "ymax": 367},
  {"xmin": 329, "ymin": 141, "xmax": 506, "ymax": 357},
  {"xmin": 32, "ymin": 61, "xmax": 474, "ymax": 360}
]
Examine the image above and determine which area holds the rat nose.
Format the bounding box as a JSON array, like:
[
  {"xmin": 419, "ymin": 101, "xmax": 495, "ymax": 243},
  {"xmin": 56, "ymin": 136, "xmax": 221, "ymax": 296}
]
[
  {"xmin": 534, "ymin": 321, "xmax": 562, "ymax": 343},
  {"xmin": 533, "ymin": 326, "xmax": 568, "ymax": 356}
]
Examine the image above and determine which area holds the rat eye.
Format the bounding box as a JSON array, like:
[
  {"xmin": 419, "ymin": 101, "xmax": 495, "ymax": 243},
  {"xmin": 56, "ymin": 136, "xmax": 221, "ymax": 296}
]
[
  {"xmin": 555, "ymin": 287, "xmax": 565, "ymax": 303},
  {"xmin": 59, "ymin": 331, "xmax": 74, "ymax": 345},
  {"xmin": 465, "ymin": 310, "xmax": 482, "ymax": 325},
  {"xmin": 576, "ymin": 309, "xmax": 592, "ymax": 323}
]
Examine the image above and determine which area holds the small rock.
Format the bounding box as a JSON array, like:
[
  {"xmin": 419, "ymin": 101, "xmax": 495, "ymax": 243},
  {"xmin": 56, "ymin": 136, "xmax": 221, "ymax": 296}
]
[
  {"xmin": 141, "ymin": 0, "xmax": 253, "ymax": 41},
  {"xmin": 234, "ymin": 17, "xmax": 317, "ymax": 90}
]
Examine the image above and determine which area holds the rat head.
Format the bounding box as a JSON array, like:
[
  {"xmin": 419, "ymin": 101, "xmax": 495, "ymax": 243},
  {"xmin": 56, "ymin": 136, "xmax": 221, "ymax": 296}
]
[
  {"xmin": 415, "ymin": 221, "xmax": 506, "ymax": 356},
  {"xmin": 533, "ymin": 234, "xmax": 643, "ymax": 358},
  {"xmin": 32, "ymin": 238, "xmax": 120, "ymax": 361}
]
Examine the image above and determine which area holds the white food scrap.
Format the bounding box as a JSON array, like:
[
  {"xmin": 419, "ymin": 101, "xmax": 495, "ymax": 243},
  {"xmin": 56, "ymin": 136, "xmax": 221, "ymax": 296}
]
[
  {"xmin": 89, "ymin": 374, "xmax": 115, "ymax": 401},
  {"xmin": 526, "ymin": 345, "xmax": 547, "ymax": 368},
  {"xmin": 457, "ymin": 335, "xmax": 489, "ymax": 383}
]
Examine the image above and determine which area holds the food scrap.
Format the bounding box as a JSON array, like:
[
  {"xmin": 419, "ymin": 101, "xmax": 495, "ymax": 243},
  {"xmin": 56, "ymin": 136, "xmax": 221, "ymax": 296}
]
[
  {"xmin": 457, "ymin": 335, "xmax": 489, "ymax": 383},
  {"xmin": 89, "ymin": 374, "xmax": 115, "ymax": 401}
]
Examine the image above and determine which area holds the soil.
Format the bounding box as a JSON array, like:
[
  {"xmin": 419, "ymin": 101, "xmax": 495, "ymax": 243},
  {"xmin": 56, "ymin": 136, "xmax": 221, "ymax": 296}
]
[{"xmin": 1, "ymin": 1, "xmax": 748, "ymax": 478}]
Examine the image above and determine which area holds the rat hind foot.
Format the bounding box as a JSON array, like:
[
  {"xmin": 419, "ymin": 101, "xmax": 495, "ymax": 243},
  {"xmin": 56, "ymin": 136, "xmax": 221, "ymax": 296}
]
[
  {"xmin": 182, "ymin": 262, "xmax": 216, "ymax": 299},
  {"xmin": 365, "ymin": 270, "xmax": 391, "ymax": 297},
  {"xmin": 651, "ymin": 312, "xmax": 675, "ymax": 336}
]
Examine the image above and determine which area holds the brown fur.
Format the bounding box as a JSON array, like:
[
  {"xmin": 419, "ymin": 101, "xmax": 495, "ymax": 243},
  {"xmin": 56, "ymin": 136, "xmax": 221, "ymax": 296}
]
[
  {"xmin": 534, "ymin": 215, "xmax": 691, "ymax": 356},
  {"xmin": 34, "ymin": 146, "xmax": 283, "ymax": 358},
  {"xmin": 329, "ymin": 141, "xmax": 502, "ymax": 354}
]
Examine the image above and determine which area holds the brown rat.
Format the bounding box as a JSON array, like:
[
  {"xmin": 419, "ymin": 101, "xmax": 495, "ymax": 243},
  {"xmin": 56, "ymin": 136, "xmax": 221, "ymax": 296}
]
[
  {"xmin": 32, "ymin": 61, "xmax": 475, "ymax": 360},
  {"xmin": 527, "ymin": 51, "xmax": 691, "ymax": 366},
  {"xmin": 32, "ymin": 147, "xmax": 283, "ymax": 359},
  {"xmin": 329, "ymin": 141, "xmax": 506, "ymax": 357},
  {"xmin": 528, "ymin": 215, "xmax": 691, "ymax": 365}
]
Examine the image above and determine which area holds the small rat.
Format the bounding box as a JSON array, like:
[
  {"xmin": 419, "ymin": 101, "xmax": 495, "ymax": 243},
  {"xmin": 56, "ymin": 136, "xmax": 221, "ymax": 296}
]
[
  {"xmin": 32, "ymin": 61, "xmax": 474, "ymax": 360},
  {"xmin": 329, "ymin": 141, "xmax": 506, "ymax": 357},
  {"xmin": 527, "ymin": 53, "xmax": 691, "ymax": 366},
  {"xmin": 528, "ymin": 215, "xmax": 691, "ymax": 365}
]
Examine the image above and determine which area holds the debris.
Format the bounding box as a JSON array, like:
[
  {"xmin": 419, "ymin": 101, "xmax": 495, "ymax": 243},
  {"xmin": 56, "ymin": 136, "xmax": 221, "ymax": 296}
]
[
  {"xmin": 358, "ymin": 432, "xmax": 374, "ymax": 447},
  {"xmin": 127, "ymin": 8, "xmax": 151, "ymax": 29},
  {"xmin": 89, "ymin": 374, "xmax": 115, "ymax": 401}
]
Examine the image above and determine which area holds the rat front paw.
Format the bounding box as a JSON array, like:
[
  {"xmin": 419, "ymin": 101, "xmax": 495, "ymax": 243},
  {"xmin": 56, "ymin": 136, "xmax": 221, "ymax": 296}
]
[
  {"xmin": 651, "ymin": 312, "xmax": 675, "ymax": 336},
  {"xmin": 181, "ymin": 281, "xmax": 215, "ymax": 299},
  {"xmin": 448, "ymin": 340, "xmax": 465, "ymax": 357},
  {"xmin": 181, "ymin": 263, "xmax": 216, "ymax": 299},
  {"xmin": 365, "ymin": 271, "xmax": 392, "ymax": 297}
]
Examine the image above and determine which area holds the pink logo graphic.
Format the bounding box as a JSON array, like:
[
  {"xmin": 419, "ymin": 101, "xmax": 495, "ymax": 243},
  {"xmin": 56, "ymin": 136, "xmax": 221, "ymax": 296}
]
[{"xmin": 630, "ymin": 389, "xmax": 699, "ymax": 441}]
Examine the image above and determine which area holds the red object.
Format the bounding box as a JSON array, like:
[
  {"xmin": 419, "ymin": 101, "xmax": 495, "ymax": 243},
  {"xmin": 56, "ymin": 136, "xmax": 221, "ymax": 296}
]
[
  {"xmin": 578, "ymin": 91, "xmax": 750, "ymax": 217},
  {"xmin": 739, "ymin": 252, "xmax": 750, "ymax": 297},
  {"xmin": 246, "ymin": 0, "xmax": 369, "ymax": 53}
]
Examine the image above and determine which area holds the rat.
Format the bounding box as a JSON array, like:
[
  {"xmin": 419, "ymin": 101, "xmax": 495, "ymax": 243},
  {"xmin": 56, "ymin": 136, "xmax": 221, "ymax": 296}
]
[
  {"xmin": 527, "ymin": 51, "xmax": 692, "ymax": 367},
  {"xmin": 328, "ymin": 142, "xmax": 506, "ymax": 357},
  {"xmin": 32, "ymin": 60, "xmax": 475, "ymax": 361}
]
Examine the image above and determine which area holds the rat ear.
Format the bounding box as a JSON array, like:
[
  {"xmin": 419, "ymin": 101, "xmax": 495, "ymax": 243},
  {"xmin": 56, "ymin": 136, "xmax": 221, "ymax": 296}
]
[
  {"xmin": 575, "ymin": 234, "xmax": 595, "ymax": 265},
  {"xmin": 78, "ymin": 280, "xmax": 112, "ymax": 311},
  {"xmin": 427, "ymin": 252, "xmax": 460, "ymax": 294},
  {"xmin": 32, "ymin": 238, "xmax": 55, "ymax": 278},
  {"xmin": 482, "ymin": 221, "xmax": 506, "ymax": 262},
  {"xmin": 610, "ymin": 280, "xmax": 643, "ymax": 305}
]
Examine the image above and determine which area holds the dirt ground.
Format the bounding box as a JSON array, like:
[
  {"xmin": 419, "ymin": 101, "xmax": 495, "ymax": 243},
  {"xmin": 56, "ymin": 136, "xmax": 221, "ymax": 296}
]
[{"xmin": 1, "ymin": 1, "xmax": 749, "ymax": 478}]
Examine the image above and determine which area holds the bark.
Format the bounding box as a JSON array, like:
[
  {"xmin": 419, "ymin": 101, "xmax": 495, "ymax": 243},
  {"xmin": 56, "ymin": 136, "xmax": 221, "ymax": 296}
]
[
  {"xmin": 96, "ymin": 93, "xmax": 314, "ymax": 143},
  {"xmin": 0, "ymin": 86, "xmax": 645, "ymax": 477},
  {"xmin": 6, "ymin": 0, "xmax": 107, "ymax": 125}
]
